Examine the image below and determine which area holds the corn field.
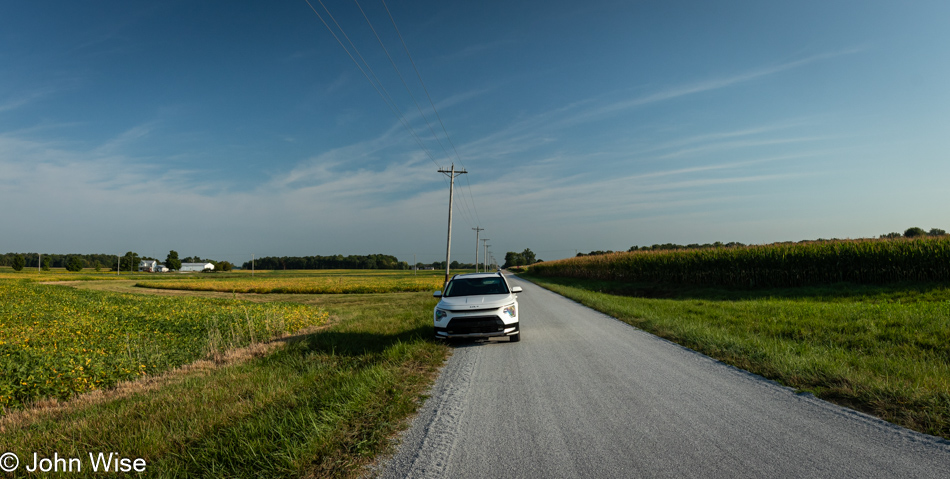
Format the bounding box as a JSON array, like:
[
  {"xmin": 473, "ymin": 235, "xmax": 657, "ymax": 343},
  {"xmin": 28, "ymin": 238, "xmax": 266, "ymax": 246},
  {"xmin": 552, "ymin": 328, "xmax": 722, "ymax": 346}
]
[{"xmin": 529, "ymin": 237, "xmax": 950, "ymax": 287}]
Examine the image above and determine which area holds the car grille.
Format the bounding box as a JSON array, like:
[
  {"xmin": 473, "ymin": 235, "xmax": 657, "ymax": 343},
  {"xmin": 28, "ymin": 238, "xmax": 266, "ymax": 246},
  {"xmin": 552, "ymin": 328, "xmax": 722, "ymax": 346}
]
[{"xmin": 445, "ymin": 316, "xmax": 506, "ymax": 334}]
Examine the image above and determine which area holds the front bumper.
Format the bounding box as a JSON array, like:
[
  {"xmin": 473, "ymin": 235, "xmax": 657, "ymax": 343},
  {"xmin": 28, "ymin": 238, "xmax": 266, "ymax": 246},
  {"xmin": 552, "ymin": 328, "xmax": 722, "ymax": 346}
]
[{"xmin": 435, "ymin": 316, "xmax": 519, "ymax": 339}]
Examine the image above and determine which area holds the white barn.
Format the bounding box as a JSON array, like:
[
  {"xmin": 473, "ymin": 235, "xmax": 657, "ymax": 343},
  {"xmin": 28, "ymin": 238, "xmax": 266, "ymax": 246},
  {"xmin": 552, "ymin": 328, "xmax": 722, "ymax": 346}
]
[{"xmin": 179, "ymin": 262, "xmax": 215, "ymax": 272}]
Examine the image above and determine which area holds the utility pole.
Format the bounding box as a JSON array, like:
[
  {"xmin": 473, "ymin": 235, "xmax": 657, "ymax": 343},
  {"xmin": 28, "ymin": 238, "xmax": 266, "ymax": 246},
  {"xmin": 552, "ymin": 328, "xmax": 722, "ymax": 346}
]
[
  {"xmin": 438, "ymin": 164, "xmax": 467, "ymax": 287},
  {"xmin": 252, "ymin": 254, "xmax": 255, "ymax": 277},
  {"xmin": 481, "ymin": 239, "xmax": 490, "ymax": 272},
  {"xmin": 38, "ymin": 253, "xmax": 41, "ymax": 273},
  {"xmin": 472, "ymin": 227, "xmax": 484, "ymax": 272}
]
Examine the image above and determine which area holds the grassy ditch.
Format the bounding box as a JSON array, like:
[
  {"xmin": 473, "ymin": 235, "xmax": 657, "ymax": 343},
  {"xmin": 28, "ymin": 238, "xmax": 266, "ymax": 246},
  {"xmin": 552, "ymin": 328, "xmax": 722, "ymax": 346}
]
[
  {"xmin": 0, "ymin": 287, "xmax": 447, "ymax": 478},
  {"xmin": 520, "ymin": 274, "xmax": 950, "ymax": 439}
]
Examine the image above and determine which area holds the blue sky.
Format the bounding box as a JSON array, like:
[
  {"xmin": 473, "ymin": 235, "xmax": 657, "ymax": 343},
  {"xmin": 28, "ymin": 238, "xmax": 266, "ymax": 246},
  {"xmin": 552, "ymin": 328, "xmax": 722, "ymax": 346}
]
[{"xmin": 2, "ymin": 1, "xmax": 948, "ymax": 265}]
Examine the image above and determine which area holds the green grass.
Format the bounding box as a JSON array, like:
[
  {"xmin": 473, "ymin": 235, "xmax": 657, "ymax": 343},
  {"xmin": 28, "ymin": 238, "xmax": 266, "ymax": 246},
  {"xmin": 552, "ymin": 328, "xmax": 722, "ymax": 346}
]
[
  {"xmin": 520, "ymin": 273, "xmax": 950, "ymax": 439},
  {"xmin": 1, "ymin": 278, "xmax": 448, "ymax": 477}
]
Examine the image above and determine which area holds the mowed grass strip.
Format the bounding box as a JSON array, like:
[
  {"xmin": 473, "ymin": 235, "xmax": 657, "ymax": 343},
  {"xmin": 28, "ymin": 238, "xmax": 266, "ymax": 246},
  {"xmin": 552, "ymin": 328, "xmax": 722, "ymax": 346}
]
[
  {"xmin": 1, "ymin": 287, "xmax": 448, "ymax": 478},
  {"xmin": 0, "ymin": 268, "xmax": 151, "ymax": 282},
  {"xmin": 135, "ymin": 270, "xmax": 446, "ymax": 294},
  {"xmin": 522, "ymin": 274, "xmax": 950, "ymax": 439}
]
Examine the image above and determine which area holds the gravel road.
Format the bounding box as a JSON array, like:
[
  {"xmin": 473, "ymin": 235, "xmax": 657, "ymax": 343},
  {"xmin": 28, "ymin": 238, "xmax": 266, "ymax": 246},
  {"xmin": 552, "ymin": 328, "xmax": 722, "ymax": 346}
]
[{"xmin": 376, "ymin": 275, "xmax": 950, "ymax": 478}]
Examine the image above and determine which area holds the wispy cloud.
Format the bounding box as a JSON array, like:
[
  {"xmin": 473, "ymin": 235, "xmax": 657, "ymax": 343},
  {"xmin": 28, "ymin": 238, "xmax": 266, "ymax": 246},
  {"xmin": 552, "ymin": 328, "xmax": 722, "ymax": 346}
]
[
  {"xmin": 459, "ymin": 48, "xmax": 861, "ymax": 153},
  {"xmin": 555, "ymin": 48, "xmax": 865, "ymax": 127},
  {"xmin": 0, "ymin": 126, "xmax": 455, "ymax": 257},
  {"xmin": 628, "ymin": 121, "xmax": 812, "ymax": 156},
  {"xmin": 0, "ymin": 89, "xmax": 56, "ymax": 113},
  {"xmin": 66, "ymin": 4, "xmax": 161, "ymax": 55},
  {"xmin": 651, "ymin": 136, "xmax": 833, "ymax": 161},
  {"xmin": 283, "ymin": 48, "xmax": 318, "ymax": 62},
  {"xmin": 438, "ymin": 40, "xmax": 515, "ymax": 61},
  {"xmin": 445, "ymin": 49, "xmax": 862, "ymax": 175},
  {"xmin": 623, "ymin": 153, "xmax": 819, "ymax": 181},
  {"xmin": 431, "ymin": 87, "xmax": 493, "ymax": 112},
  {"xmin": 458, "ymin": 166, "xmax": 810, "ymax": 234},
  {"xmin": 0, "ymin": 40, "xmax": 866, "ymax": 260},
  {"xmin": 91, "ymin": 122, "xmax": 158, "ymax": 156}
]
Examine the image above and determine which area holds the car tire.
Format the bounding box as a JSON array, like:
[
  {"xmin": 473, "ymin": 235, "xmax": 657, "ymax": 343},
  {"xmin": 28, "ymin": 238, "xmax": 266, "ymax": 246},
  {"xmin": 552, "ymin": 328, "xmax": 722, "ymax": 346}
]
[{"xmin": 509, "ymin": 332, "xmax": 521, "ymax": 342}]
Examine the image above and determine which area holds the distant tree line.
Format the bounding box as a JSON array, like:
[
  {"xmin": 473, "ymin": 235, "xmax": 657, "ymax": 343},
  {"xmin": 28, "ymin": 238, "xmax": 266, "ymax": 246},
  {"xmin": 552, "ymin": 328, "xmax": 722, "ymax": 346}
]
[
  {"xmin": 503, "ymin": 249, "xmax": 539, "ymax": 268},
  {"xmin": 0, "ymin": 253, "xmax": 126, "ymax": 271},
  {"xmin": 242, "ymin": 254, "xmax": 409, "ymax": 270},
  {"xmin": 0, "ymin": 251, "xmax": 234, "ymax": 272},
  {"xmin": 571, "ymin": 227, "xmax": 950, "ymax": 258},
  {"xmin": 416, "ymin": 261, "xmax": 486, "ymax": 270},
  {"xmin": 880, "ymin": 227, "xmax": 946, "ymax": 239},
  {"xmin": 578, "ymin": 242, "xmax": 749, "ymax": 257}
]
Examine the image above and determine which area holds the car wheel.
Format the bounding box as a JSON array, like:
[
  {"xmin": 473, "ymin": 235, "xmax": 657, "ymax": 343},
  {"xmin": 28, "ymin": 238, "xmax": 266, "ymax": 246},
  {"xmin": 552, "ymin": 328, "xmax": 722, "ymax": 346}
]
[{"xmin": 509, "ymin": 332, "xmax": 521, "ymax": 342}]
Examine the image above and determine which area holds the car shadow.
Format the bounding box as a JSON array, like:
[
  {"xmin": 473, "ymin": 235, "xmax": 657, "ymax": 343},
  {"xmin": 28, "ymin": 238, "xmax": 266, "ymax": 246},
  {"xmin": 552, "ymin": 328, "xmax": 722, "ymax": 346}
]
[{"xmin": 294, "ymin": 324, "xmax": 438, "ymax": 357}]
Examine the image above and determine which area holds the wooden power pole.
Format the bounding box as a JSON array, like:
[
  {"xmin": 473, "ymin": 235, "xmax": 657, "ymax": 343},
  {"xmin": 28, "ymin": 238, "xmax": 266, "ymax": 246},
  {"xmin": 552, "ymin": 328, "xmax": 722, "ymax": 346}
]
[
  {"xmin": 472, "ymin": 227, "xmax": 484, "ymax": 272},
  {"xmin": 439, "ymin": 164, "xmax": 467, "ymax": 287}
]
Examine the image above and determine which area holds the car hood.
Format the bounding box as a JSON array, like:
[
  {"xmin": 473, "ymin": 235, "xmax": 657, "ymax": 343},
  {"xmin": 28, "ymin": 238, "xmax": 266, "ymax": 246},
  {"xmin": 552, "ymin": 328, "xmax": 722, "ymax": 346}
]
[{"xmin": 438, "ymin": 293, "xmax": 514, "ymax": 311}]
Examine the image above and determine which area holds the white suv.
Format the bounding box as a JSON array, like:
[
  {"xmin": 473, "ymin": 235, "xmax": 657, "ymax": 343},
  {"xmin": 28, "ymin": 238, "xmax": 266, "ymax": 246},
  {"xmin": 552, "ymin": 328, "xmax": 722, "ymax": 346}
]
[{"xmin": 433, "ymin": 272, "xmax": 523, "ymax": 342}]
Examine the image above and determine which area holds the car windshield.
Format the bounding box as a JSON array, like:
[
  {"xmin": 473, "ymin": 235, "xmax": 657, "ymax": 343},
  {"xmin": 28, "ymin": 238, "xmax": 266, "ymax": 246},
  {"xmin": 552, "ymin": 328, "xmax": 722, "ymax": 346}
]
[{"xmin": 444, "ymin": 277, "xmax": 509, "ymax": 297}]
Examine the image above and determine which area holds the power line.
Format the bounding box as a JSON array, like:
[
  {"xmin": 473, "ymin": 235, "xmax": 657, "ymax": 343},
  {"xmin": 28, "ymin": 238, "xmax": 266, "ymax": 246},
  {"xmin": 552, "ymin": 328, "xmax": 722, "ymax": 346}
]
[
  {"xmin": 353, "ymin": 0, "xmax": 479, "ymax": 229},
  {"xmin": 380, "ymin": 0, "xmax": 482, "ymax": 226},
  {"xmin": 305, "ymin": 1, "xmax": 482, "ymax": 229},
  {"xmin": 354, "ymin": 0, "xmax": 454, "ymax": 166},
  {"xmin": 304, "ymin": 0, "xmax": 443, "ymax": 170}
]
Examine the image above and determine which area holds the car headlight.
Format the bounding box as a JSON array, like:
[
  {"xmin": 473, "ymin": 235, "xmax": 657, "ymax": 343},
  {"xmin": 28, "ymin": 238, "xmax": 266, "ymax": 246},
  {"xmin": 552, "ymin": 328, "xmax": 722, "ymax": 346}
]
[
  {"xmin": 503, "ymin": 304, "xmax": 516, "ymax": 317},
  {"xmin": 435, "ymin": 309, "xmax": 448, "ymax": 320}
]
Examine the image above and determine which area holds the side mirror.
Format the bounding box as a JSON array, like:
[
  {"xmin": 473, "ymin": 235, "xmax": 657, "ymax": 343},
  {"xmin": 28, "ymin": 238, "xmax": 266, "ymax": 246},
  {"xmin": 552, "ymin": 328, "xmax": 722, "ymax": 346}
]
[
  {"xmin": 511, "ymin": 286, "xmax": 523, "ymax": 293},
  {"xmin": 433, "ymin": 291, "xmax": 443, "ymax": 298}
]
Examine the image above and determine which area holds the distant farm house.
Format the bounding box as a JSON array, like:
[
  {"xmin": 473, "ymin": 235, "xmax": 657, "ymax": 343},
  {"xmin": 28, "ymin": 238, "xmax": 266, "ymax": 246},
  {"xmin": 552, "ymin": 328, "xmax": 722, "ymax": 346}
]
[
  {"xmin": 139, "ymin": 260, "xmax": 169, "ymax": 273},
  {"xmin": 138, "ymin": 260, "xmax": 168, "ymax": 273},
  {"xmin": 179, "ymin": 262, "xmax": 215, "ymax": 272}
]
